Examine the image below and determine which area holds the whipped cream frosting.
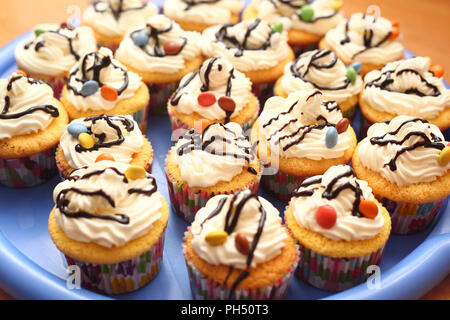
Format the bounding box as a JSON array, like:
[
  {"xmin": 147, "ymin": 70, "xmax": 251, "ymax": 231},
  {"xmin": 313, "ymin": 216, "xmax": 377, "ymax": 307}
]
[
  {"xmin": 251, "ymin": 0, "xmax": 343, "ymax": 36},
  {"xmin": 15, "ymin": 24, "xmax": 97, "ymax": 76},
  {"xmin": 280, "ymin": 49, "xmax": 363, "ymax": 103},
  {"xmin": 358, "ymin": 116, "xmax": 449, "ymax": 186},
  {"xmin": 53, "ymin": 160, "xmax": 163, "ymax": 248},
  {"xmin": 82, "ymin": 0, "xmax": 158, "ymax": 38},
  {"xmin": 170, "ymin": 57, "xmax": 253, "ymax": 120},
  {"xmin": 202, "ymin": 18, "xmax": 291, "ymax": 72},
  {"xmin": 60, "ymin": 115, "xmax": 144, "ymax": 169},
  {"xmin": 324, "ymin": 12, "xmax": 404, "ymax": 65},
  {"xmin": 66, "ymin": 47, "xmax": 143, "ymax": 111},
  {"xmin": 362, "ymin": 57, "xmax": 450, "ymax": 119},
  {"xmin": 173, "ymin": 122, "xmax": 257, "ymax": 187},
  {"xmin": 191, "ymin": 190, "xmax": 287, "ymax": 269},
  {"xmin": 0, "ymin": 72, "xmax": 60, "ymax": 140},
  {"xmin": 291, "ymin": 164, "xmax": 384, "ymax": 241},
  {"xmin": 164, "ymin": 0, "xmax": 243, "ymax": 25},
  {"xmin": 258, "ymin": 90, "xmax": 351, "ymax": 160},
  {"xmin": 115, "ymin": 15, "xmax": 203, "ymax": 74}
]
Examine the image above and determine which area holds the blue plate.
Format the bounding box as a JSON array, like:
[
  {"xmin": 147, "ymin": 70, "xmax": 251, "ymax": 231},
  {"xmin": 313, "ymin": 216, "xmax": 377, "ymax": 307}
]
[{"xmin": 0, "ymin": 2, "xmax": 449, "ymax": 300}]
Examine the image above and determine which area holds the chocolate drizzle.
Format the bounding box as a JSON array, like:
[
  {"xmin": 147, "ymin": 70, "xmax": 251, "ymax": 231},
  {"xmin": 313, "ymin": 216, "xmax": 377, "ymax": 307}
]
[
  {"xmin": 182, "ymin": 0, "xmax": 220, "ymax": 10},
  {"xmin": 93, "ymin": 0, "xmax": 147, "ymax": 20}
]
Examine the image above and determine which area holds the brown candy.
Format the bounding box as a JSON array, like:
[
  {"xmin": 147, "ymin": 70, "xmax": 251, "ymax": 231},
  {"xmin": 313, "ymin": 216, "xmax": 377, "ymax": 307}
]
[
  {"xmin": 164, "ymin": 41, "xmax": 181, "ymax": 55},
  {"xmin": 218, "ymin": 96, "xmax": 236, "ymax": 112},
  {"xmin": 335, "ymin": 118, "xmax": 350, "ymax": 134},
  {"xmin": 235, "ymin": 233, "xmax": 250, "ymax": 255}
]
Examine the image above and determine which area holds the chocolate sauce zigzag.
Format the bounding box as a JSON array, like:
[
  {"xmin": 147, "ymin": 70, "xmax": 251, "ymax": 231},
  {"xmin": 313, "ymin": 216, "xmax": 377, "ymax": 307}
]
[{"xmin": 93, "ymin": 0, "xmax": 148, "ymax": 20}]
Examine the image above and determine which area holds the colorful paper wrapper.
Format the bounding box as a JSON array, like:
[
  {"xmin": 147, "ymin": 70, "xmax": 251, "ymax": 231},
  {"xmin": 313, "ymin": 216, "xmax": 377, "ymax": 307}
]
[
  {"xmin": 262, "ymin": 170, "xmax": 309, "ymax": 202},
  {"xmin": 252, "ymin": 81, "xmax": 275, "ymax": 108},
  {"xmin": 0, "ymin": 146, "xmax": 58, "ymax": 188},
  {"xmin": 296, "ymin": 242, "xmax": 385, "ymax": 292},
  {"xmin": 147, "ymin": 82, "xmax": 179, "ymax": 115},
  {"xmin": 183, "ymin": 238, "xmax": 301, "ymax": 300},
  {"xmin": 33, "ymin": 75, "xmax": 67, "ymax": 99},
  {"xmin": 379, "ymin": 197, "xmax": 445, "ymax": 235},
  {"xmin": 165, "ymin": 155, "xmax": 261, "ymax": 223},
  {"xmin": 64, "ymin": 228, "xmax": 166, "ymax": 295},
  {"xmin": 132, "ymin": 103, "xmax": 150, "ymax": 133}
]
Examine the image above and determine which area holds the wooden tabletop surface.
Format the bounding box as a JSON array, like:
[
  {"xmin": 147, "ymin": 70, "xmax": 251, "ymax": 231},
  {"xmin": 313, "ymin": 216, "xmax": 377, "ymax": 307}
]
[{"xmin": 0, "ymin": 0, "xmax": 448, "ymax": 300}]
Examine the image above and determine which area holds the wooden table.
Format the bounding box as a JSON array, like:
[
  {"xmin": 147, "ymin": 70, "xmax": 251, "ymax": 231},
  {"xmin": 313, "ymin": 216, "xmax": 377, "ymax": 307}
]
[{"xmin": 0, "ymin": 0, "xmax": 448, "ymax": 300}]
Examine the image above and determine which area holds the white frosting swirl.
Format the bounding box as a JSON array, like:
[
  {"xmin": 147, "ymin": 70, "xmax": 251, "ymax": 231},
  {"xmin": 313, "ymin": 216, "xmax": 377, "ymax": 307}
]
[
  {"xmin": 170, "ymin": 57, "xmax": 253, "ymax": 120},
  {"xmin": 53, "ymin": 161, "xmax": 163, "ymax": 248},
  {"xmin": 0, "ymin": 73, "xmax": 60, "ymax": 140},
  {"xmin": 66, "ymin": 47, "xmax": 143, "ymax": 112},
  {"xmin": 82, "ymin": 0, "xmax": 158, "ymax": 38},
  {"xmin": 191, "ymin": 190, "xmax": 287, "ymax": 269},
  {"xmin": 258, "ymin": 90, "xmax": 351, "ymax": 160},
  {"xmin": 15, "ymin": 24, "xmax": 97, "ymax": 76},
  {"xmin": 164, "ymin": 0, "xmax": 243, "ymax": 25},
  {"xmin": 116, "ymin": 15, "xmax": 203, "ymax": 74},
  {"xmin": 358, "ymin": 116, "xmax": 450, "ymax": 186},
  {"xmin": 173, "ymin": 122, "xmax": 257, "ymax": 187},
  {"xmin": 292, "ymin": 165, "xmax": 385, "ymax": 241},
  {"xmin": 280, "ymin": 49, "xmax": 363, "ymax": 103},
  {"xmin": 60, "ymin": 115, "xmax": 143, "ymax": 169},
  {"xmin": 324, "ymin": 13, "xmax": 404, "ymax": 65},
  {"xmin": 202, "ymin": 19, "xmax": 291, "ymax": 72},
  {"xmin": 362, "ymin": 57, "xmax": 450, "ymax": 118},
  {"xmin": 251, "ymin": 0, "xmax": 344, "ymax": 36}
]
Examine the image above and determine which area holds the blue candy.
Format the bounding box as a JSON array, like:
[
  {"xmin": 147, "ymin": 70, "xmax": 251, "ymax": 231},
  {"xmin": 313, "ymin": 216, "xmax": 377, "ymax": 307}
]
[
  {"xmin": 80, "ymin": 80, "xmax": 99, "ymax": 97},
  {"xmin": 67, "ymin": 123, "xmax": 88, "ymax": 138},
  {"xmin": 325, "ymin": 127, "xmax": 338, "ymax": 148},
  {"xmin": 133, "ymin": 32, "xmax": 149, "ymax": 47},
  {"xmin": 349, "ymin": 62, "xmax": 362, "ymax": 74}
]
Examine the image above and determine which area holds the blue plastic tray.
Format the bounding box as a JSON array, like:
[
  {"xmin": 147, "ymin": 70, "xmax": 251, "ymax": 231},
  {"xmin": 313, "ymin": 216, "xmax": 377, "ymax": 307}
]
[{"xmin": 0, "ymin": 3, "xmax": 449, "ymax": 300}]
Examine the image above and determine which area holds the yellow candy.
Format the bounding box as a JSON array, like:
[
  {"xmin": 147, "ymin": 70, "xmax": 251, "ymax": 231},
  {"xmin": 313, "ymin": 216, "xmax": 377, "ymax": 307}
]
[
  {"xmin": 125, "ymin": 165, "xmax": 146, "ymax": 180},
  {"xmin": 205, "ymin": 230, "xmax": 228, "ymax": 246},
  {"xmin": 438, "ymin": 147, "xmax": 450, "ymax": 166},
  {"xmin": 331, "ymin": 1, "xmax": 343, "ymax": 10},
  {"xmin": 78, "ymin": 133, "xmax": 94, "ymax": 149}
]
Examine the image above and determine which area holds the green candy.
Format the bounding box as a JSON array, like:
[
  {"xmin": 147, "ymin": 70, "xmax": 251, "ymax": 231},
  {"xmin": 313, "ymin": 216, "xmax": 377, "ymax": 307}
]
[
  {"xmin": 273, "ymin": 21, "xmax": 283, "ymax": 33},
  {"xmin": 346, "ymin": 67, "xmax": 357, "ymax": 85},
  {"xmin": 299, "ymin": 5, "xmax": 314, "ymax": 22},
  {"xmin": 34, "ymin": 28, "xmax": 46, "ymax": 37}
]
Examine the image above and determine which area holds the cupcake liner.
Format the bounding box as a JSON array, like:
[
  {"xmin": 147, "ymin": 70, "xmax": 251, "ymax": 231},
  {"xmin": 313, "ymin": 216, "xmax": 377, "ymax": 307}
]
[
  {"xmin": 165, "ymin": 154, "xmax": 261, "ymax": 223},
  {"xmin": 64, "ymin": 228, "xmax": 166, "ymax": 295},
  {"xmin": 0, "ymin": 145, "xmax": 58, "ymax": 188},
  {"xmin": 132, "ymin": 103, "xmax": 150, "ymax": 133},
  {"xmin": 38, "ymin": 75, "xmax": 67, "ymax": 99},
  {"xmin": 296, "ymin": 242, "xmax": 385, "ymax": 292},
  {"xmin": 182, "ymin": 239, "xmax": 300, "ymax": 300},
  {"xmin": 379, "ymin": 197, "xmax": 445, "ymax": 235},
  {"xmin": 262, "ymin": 170, "xmax": 309, "ymax": 202},
  {"xmin": 147, "ymin": 82, "xmax": 179, "ymax": 115},
  {"xmin": 252, "ymin": 81, "xmax": 274, "ymax": 108}
]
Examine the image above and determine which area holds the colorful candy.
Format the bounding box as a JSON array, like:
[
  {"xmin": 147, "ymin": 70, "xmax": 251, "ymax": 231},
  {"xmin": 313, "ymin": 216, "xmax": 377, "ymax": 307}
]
[
  {"xmin": 78, "ymin": 133, "xmax": 95, "ymax": 149},
  {"xmin": 164, "ymin": 41, "xmax": 181, "ymax": 55},
  {"xmin": 438, "ymin": 147, "xmax": 450, "ymax": 166},
  {"xmin": 68, "ymin": 123, "xmax": 88, "ymax": 138},
  {"xmin": 125, "ymin": 165, "xmax": 147, "ymax": 180},
  {"xmin": 132, "ymin": 32, "xmax": 149, "ymax": 47},
  {"xmin": 430, "ymin": 65, "xmax": 444, "ymax": 78},
  {"xmin": 80, "ymin": 80, "xmax": 99, "ymax": 97},
  {"xmin": 316, "ymin": 205, "xmax": 337, "ymax": 229},
  {"xmin": 273, "ymin": 21, "xmax": 283, "ymax": 34},
  {"xmin": 299, "ymin": 5, "xmax": 314, "ymax": 22},
  {"xmin": 346, "ymin": 67, "xmax": 357, "ymax": 85},
  {"xmin": 331, "ymin": 1, "xmax": 343, "ymax": 11},
  {"xmin": 358, "ymin": 199, "xmax": 379, "ymax": 219},
  {"xmin": 205, "ymin": 230, "xmax": 228, "ymax": 246},
  {"xmin": 349, "ymin": 62, "xmax": 362, "ymax": 74},
  {"xmin": 95, "ymin": 153, "xmax": 115, "ymax": 163},
  {"xmin": 198, "ymin": 92, "xmax": 216, "ymax": 107},
  {"xmin": 325, "ymin": 127, "xmax": 338, "ymax": 148},
  {"xmin": 13, "ymin": 70, "xmax": 27, "ymax": 77},
  {"xmin": 388, "ymin": 26, "xmax": 400, "ymax": 40},
  {"xmin": 218, "ymin": 96, "xmax": 236, "ymax": 112},
  {"xmin": 101, "ymin": 85, "xmax": 118, "ymax": 101},
  {"xmin": 34, "ymin": 28, "xmax": 46, "ymax": 37},
  {"xmin": 391, "ymin": 20, "xmax": 399, "ymax": 27},
  {"xmin": 235, "ymin": 233, "xmax": 250, "ymax": 255},
  {"xmin": 335, "ymin": 118, "xmax": 350, "ymax": 134}
]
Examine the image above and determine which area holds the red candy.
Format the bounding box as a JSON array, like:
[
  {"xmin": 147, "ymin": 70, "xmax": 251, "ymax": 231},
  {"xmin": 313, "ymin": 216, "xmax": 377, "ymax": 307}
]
[
  {"xmin": 218, "ymin": 96, "xmax": 236, "ymax": 112},
  {"xmin": 359, "ymin": 199, "xmax": 379, "ymax": 219},
  {"xmin": 316, "ymin": 205, "xmax": 337, "ymax": 229},
  {"xmin": 235, "ymin": 233, "xmax": 250, "ymax": 255},
  {"xmin": 388, "ymin": 26, "xmax": 400, "ymax": 40},
  {"xmin": 164, "ymin": 41, "xmax": 181, "ymax": 55},
  {"xmin": 197, "ymin": 92, "xmax": 216, "ymax": 107},
  {"xmin": 335, "ymin": 118, "xmax": 350, "ymax": 134}
]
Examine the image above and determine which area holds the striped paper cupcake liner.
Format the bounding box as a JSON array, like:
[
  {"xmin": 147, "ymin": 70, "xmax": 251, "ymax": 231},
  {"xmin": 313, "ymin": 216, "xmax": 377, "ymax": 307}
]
[
  {"xmin": 64, "ymin": 228, "xmax": 166, "ymax": 295},
  {"xmin": 182, "ymin": 239, "xmax": 300, "ymax": 300},
  {"xmin": 44, "ymin": 75, "xmax": 67, "ymax": 99},
  {"xmin": 379, "ymin": 197, "xmax": 445, "ymax": 235},
  {"xmin": 0, "ymin": 145, "xmax": 58, "ymax": 188},
  {"xmin": 147, "ymin": 82, "xmax": 179, "ymax": 115},
  {"xmin": 261, "ymin": 170, "xmax": 309, "ymax": 202},
  {"xmin": 132, "ymin": 103, "xmax": 150, "ymax": 133}
]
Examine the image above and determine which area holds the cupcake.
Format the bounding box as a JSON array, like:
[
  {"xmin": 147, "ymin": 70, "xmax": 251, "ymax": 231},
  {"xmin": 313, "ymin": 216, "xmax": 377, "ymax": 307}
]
[
  {"xmin": 115, "ymin": 14, "xmax": 204, "ymax": 114},
  {"xmin": 82, "ymin": 0, "xmax": 158, "ymax": 51},
  {"xmin": 48, "ymin": 160, "xmax": 169, "ymax": 295},
  {"xmin": 168, "ymin": 57, "xmax": 259, "ymax": 132},
  {"xmin": 319, "ymin": 12, "xmax": 404, "ymax": 75},
  {"xmin": 352, "ymin": 116, "xmax": 450, "ymax": 235},
  {"xmin": 56, "ymin": 114, "xmax": 153, "ymax": 180},
  {"xmin": 359, "ymin": 57, "xmax": 450, "ymax": 135},
  {"xmin": 285, "ymin": 164, "xmax": 391, "ymax": 291},
  {"xmin": 0, "ymin": 71, "xmax": 69, "ymax": 188},
  {"xmin": 165, "ymin": 122, "xmax": 261, "ymax": 222},
  {"xmin": 61, "ymin": 47, "xmax": 150, "ymax": 132},
  {"xmin": 252, "ymin": 90, "xmax": 357, "ymax": 201},
  {"xmin": 201, "ymin": 18, "xmax": 295, "ymax": 104},
  {"xmin": 274, "ymin": 49, "xmax": 363, "ymax": 119},
  {"xmin": 14, "ymin": 23, "xmax": 97, "ymax": 98},
  {"xmin": 163, "ymin": 0, "xmax": 243, "ymax": 32},
  {"xmin": 183, "ymin": 190, "xmax": 300, "ymax": 300},
  {"xmin": 243, "ymin": 0, "xmax": 344, "ymax": 54}
]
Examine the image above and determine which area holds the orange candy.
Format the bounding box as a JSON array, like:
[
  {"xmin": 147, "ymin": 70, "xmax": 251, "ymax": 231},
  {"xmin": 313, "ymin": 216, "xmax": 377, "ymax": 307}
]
[
  {"xmin": 101, "ymin": 85, "xmax": 118, "ymax": 101},
  {"xmin": 359, "ymin": 199, "xmax": 379, "ymax": 219},
  {"xmin": 388, "ymin": 26, "xmax": 400, "ymax": 40},
  {"xmin": 391, "ymin": 20, "xmax": 399, "ymax": 27},
  {"xmin": 95, "ymin": 153, "xmax": 115, "ymax": 163},
  {"xmin": 430, "ymin": 65, "xmax": 444, "ymax": 78},
  {"xmin": 13, "ymin": 70, "xmax": 27, "ymax": 77}
]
